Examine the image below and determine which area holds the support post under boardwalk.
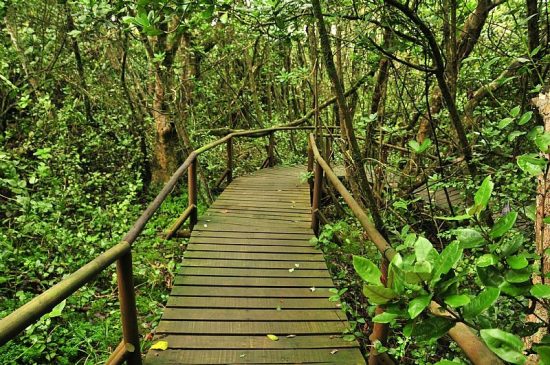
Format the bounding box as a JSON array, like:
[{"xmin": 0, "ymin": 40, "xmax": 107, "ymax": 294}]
[
  {"xmin": 311, "ymin": 162, "xmax": 323, "ymax": 235},
  {"xmin": 117, "ymin": 252, "xmax": 141, "ymax": 365},
  {"xmin": 188, "ymin": 159, "xmax": 198, "ymax": 230}
]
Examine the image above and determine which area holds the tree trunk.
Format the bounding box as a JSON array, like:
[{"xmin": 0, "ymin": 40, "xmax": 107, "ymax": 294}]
[{"xmin": 311, "ymin": 0, "xmax": 386, "ymax": 233}]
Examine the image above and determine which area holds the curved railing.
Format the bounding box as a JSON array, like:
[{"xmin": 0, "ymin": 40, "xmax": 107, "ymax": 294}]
[
  {"xmin": 0, "ymin": 125, "xmax": 329, "ymax": 365},
  {"xmin": 307, "ymin": 133, "xmax": 503, "ymax": 365}
]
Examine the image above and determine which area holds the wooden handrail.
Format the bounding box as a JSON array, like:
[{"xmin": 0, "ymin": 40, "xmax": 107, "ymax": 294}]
[
  {"xmin": 307, "ymin": 133, "xmax": 503, "ymax": 365},
  {"xmin": 0, "ymin": 125, "xmax": 319, "ymax": 362}
]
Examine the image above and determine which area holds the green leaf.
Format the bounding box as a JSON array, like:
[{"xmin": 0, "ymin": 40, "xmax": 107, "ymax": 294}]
[
  {"xmin": 536, "ymin": 132, "xmax": 550, "ymax": 153},
  {"xmin": 408, "ymin": 138, "xmax": 432, "ymax": 154},
  {"xmin": 353, "ymin": 256, "xmax": 382, "ymax": 286},
  {"xmin": 531, "ymin": 284, "xmax": 550, "ymax": 299},
  {"xmin": 505, "ymin": 268, "xmax": 531, "ymax": 283},
  {"xmin": 473, "ymin": 176, "xmax": 493, "ymax": 214},
  {"xmin": 477, "ymin": 253, "xmax": 498, "ymax": 267},
  {"xmin": 510, "ymin": 106, "xmax": 521, "ymax": 117},
  {"xmin": 436, "ymin": 213, "xmax": 472, "ymax": 221},
  {"xmin": 506, "ymin": 255, "xmax": 528, "ymax": 270},
  {"xmin": 431, "ymin": 242, "xmax": 462, "ymax": 286},
  {"xmin": 518, "ymin": 111, "xmax": 533, "ymax": 125},
  {"xmin": 463, "ymin": 288, "xmax": 500, "ymax": 319},
  {"xmin": 454, "ymin": 228, "xmax": 485, "ymax": 249},
  {"xmin": 415, "ymin": 237, "xmax": 434, "ymax": 263},
  {"xmin": 372, "ymin": 312, "xmax": 398, "ymax": 323},
  {"xmin": 490, "ymin": 211, "xmax": 518, "ymax": 238},
  {"xmin": 434, "ymin": 361, "xmax": 463, "ymax": 365},
  {"xmin": 480, "ymin": 329, "xmax": 527, "ymax": 364},
  {"xmin": 444, "ymin": 294, "xmax": 471, "ymax": 308},
  {"xmin": 47, "ymin": 299, "xmax": 66, "ymax": 318},
  {"xmin": 535, "ymin": 345, "xmax": 550, "ymax": 365},
  {"xmin": 509, "ymin": 131, "xmax": 526, "ymax": 142},
  {"xmin": 410, "ymin": 317, "xmax": 454, "ymax": 342},
  {"xmin": 517, "ymin": 154, "xmax": 547, "ymax": 176},
  {"xmin": 363, "ymin": 285, "xmax": 397, "ymax": 305},
  {"xmin": 498, "ymin": 117, "xmax": 514, "ymax": 129},
  {"xmin": 408, "ymin": 294, "xmax": 432, "ymax": 319}
]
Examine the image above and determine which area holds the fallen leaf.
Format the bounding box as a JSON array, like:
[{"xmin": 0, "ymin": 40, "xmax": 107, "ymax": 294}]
[
  {"xmin": 203, "ymin": 224, "xmax": 208, "ymax": 227},
  {"xmin": 267, "ymin": 334, "xmax": 279, "ymax": 341},
  {"xmin": 276, "ymin": 305, "xmax": 282, "ymax": 311},
  {"xmin": 150, "ymin": 341, "xmax": 168, "ymax": 351},
  {"xmin": 221, "ymin": 209, "xmax": 229, "ymax": 213},
  {"xmin": 240, "ymin": 353, "xmax": 246, "ymax": 358},
  {"xmin": 286, "ymin": 334, "xmax": 296, "ymax": 338},
  {"xmin": 294, "ymin": 264, "xmax": 300, "ymax": 268},
  {"xmin": 330, "ymin": 349, "xmax": 339, "ymax": 355},
  {"xmin": 288, "ymin": 268, "xmax": 295, "ymax": 272},
  {"xmin": 310, "ymin": 287, "xmax": 316, "ymax": 292}
]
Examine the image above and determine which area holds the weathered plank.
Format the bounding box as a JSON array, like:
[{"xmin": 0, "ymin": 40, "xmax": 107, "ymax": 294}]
[
  {"xmin": 166, "ymin": 297, "xmax": 337, "ymax": 309},
  {"xmin": 173, "ymin": 276, "xmax": 334, "ymax": 287},
  {"xmin": 179, "ymin": 267, "xmax": 330, "ymax": 278},
  {"xmin": 170, "ymin": 286, "xmax": 332, "ymax": 298},
  {"xmin": 161, "ymin": 308, "xmax": 346, "ymax": 321},
  {"xmin": 181, "ymin": 259, "xmax": 327, "ymax": 269}
]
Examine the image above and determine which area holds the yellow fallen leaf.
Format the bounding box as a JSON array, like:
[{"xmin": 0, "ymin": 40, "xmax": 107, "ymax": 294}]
[
  {"xmin": 267, "ymin": 334, "xmax": 279, "ymax": 341},
  {"xmin": 151, "ymin": 341, "xmax": 169, "ymax": 351}
]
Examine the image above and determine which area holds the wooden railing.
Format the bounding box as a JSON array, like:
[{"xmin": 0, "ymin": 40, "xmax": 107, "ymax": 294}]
[
  {"xmin": 307, "ymin": 133, "xmax": 503, "ymax": 365},
  {"xmin": 0, "ymin": 125, "xmax": 330, "ymax": 365}
]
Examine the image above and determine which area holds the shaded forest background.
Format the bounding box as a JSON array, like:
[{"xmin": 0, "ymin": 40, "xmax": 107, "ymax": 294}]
[{"xmin": 0, "ymin": 0, "xmax": 549, "ymax": 363}]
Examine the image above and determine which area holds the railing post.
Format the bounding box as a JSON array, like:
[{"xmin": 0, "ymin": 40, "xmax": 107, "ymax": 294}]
[
  {"xmin": 307, "ymin": 139, "xmax": 314, "ymax": 204},
  {"xmin": 311, "ymin": 161, "xmax": 323, "ymax": 235},
  {"xmin": 268, "ymin": 132, "xmax": 275, "ymax": 167},
  {"xmin": 188, "ymin": 159, "xmax": 198, "ymax": 230},
  {"xmin": 368, "ymin": 259, "xmax": 390, "ymax": 365},
  {"xmin": 325, "ymin": 134, "xmax": 332, "ymax": 163},
  {"xmin": 116, "ymin": 252, "xmax": 142, "ymax": 365},
  {"xmin": 227, "ymin": 137, "xmax": 233, "ymax": 183}
]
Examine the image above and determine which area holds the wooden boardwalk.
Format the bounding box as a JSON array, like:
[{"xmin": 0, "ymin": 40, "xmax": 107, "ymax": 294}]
[{"xmin": 146, "ymin": 166, "xmax": 365, "ymax": 364}]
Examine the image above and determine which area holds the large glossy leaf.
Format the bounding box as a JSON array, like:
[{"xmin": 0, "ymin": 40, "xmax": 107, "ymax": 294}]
[
  {"xmin": 463, "ymin": 287, "xmax": 500, "ymax": 319},
  {"xmin": 353, "ymin": 256, "xmax": 382, "ymax": 285},
  {"xmin": 408, "ymin": 294, "xmax": 432, "ymax": 319},
  {"xmin": 506, "ymin": 254, "xmax": 528, "ymax": 270},
  {"xmin": 410, "ymin": 317, "xmax": 454, "ymax": 342},
  {"xmin": 372, "ymin": 312, "xmax": 398, "ymax": 323},
  {"xmin": 480, "ymin": 329, "xmax": 527, "ymax": 364},
  {"xmin": 473, "ymin": 176, "xmax": 493, "ymax": 214},
  {"xmin": 455, "ymin": 228, "xmax": 485, "ymax": 249},
  {"xmin": 517, "ymin": 154, "xmax": 547, "ymax": 176},
  {"xmin": 363, "ymin": 285, "xmax": 397, "ymax": 305},
  {"xmin": 415, "ymin": 237, "xmax": 434, "ymax": 263},
  {"xmin": 490, "ymin": 211, "xmax": 518, "ymax": 238},
  {"xmin": 444, "ymin": 294, "xmax": 471, "ymax": 308},
  {"xmin": 431, "ymin": 242, "xmax": 462, "ymax": 286},
  {"xmin": 531, "ymin": 284, "xmax": 550, "ymax": 299},
  {"xmin": 476, "ymin": 253, "xmax": 498, "ymax": 267}
]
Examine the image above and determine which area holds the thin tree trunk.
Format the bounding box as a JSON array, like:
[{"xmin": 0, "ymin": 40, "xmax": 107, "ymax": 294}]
[
  {"xmin": 311, "ymin": 0, "xmax": 386, "ymax": 233},
  {"xmin": 64, "ymin": 3, "xmax": 95, "ymax": 126}
]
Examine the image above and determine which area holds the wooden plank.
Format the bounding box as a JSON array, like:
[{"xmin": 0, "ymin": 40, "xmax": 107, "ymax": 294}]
[
  {"xmin": 213, "ymin": 199, "xmax": 308, "ymax": 208},
  {"xmin": 150, "ymin": 334, "xmax": 357, "ymax": 349},
  {"xmin": 166, "ymin": 297, "xmax": 337, "ymax": 309},
  {"xmin": 155, "ymin": 320, "xmax": 347, "ymax": 335},
  {"xmin": 207, "ymin": 205, "xmax": 312, "ymax": 215},
  {"xmin": 160, "ymin": 308, "xmax": 346, "ymax": 321},
  {"xmin": 185, "ymin": 244, "xmax": 319, "ymax": 254},
  {"xmin": 181, "ymin": 259, "xmax": 327, "ymax": 270},
  {"xmin": 188, "ymin": 236, "xmax": 314, "ymax": 247},
  {"xmin": 183, "ymin": 251, "xmax": 324, "ymax": 261},
  {"xmin": 179, "ymin": 267, "xmax": 331, "ymax": 278},
  {"xmin": 146, "ymin": 348, "xmax": 365, "ymax": 365},
  {"xmin": 170, "ymin": 286, "xmax": 332, "ymax": 298},
  {"xmin": 205, "ymin": 211, "xmax": 310, "ymax": 223},
  {"xmin": 192, "ymin": 230, "xmax": 314, "ymax": 240},
  {"xmin": 173, "ymin": 276, "xmax": 334, "ymax": 287},
  {"xmin": 193, "ymin": 225, "xmax": 312, "ymax": 234},
  {"xmin": 197, "ymin": 218, "xmax": 311, "ymax": 230}
]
